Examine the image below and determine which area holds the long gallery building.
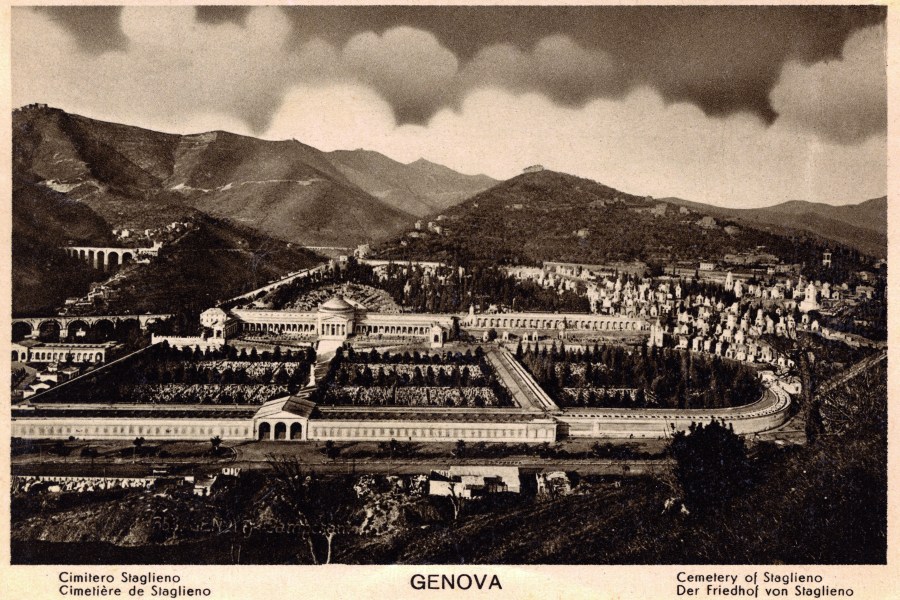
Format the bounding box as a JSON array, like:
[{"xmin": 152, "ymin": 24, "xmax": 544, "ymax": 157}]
[{"xmin": 11, "ymin": 297, "xmax": 794, "ymax": 442}]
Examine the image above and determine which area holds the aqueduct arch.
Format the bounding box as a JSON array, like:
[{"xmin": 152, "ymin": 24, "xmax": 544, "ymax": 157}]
[
  {"xmin": 38, "ymin": 320, "xmax": 62, "ymax": 342},
  {"xmin": 93, "ymin": 319, "xmax": 116, "ymax": 341},
  {"xmin": 67, "ymin": 320, "xmax": 90, "ymax": 340},
  {"xmin": 12, "ymin": 322, "xmax": 33, "ymax": 341}
]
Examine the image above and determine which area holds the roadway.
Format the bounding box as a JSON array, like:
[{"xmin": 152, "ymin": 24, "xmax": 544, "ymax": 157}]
[{"xmin": 485, "ymin": 348, "xmax": 558, "ymax": 412}]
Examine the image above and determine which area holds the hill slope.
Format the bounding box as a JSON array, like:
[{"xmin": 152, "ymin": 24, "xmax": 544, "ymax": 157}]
[
  {"xmin": 377, "ymin": 170, "xmax": 843, "ymax": 266},
  {"xmin": 662, "ymin": 196, "xmax": 887, "ymax": 257},
  {"xmin": 11, "ymin": 180, "xmax": 112, "ymax": 316},
  {"xmin": 13, "ymin": 105, "xmax": 414, "ymax": 247},
  {"xmin": 327, "ymin": 150, "xmax": 496, "ymax": 217},
  {"xmin": 11, "ymin": 176, "xmax": 323, "ymax": 316}
]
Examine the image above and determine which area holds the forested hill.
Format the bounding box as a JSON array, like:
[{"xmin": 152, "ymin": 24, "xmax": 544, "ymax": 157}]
[
  {"xmin": 662, "ymin": 196, "xmax": 887, "ymax": 257},
  {"xmin": 376, "ymin": 169, "xmax": 866, "ymax": 268}
]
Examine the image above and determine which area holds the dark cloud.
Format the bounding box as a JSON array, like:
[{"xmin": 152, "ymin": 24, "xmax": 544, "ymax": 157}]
[
  {"xmin": 195, "ymin": 7, "xmax": 253, "ymax": 27},
  {"xmin": 23, "ymin": 6, "xmax": 886, "ymax": 140},
  {"xmin": 34, "ymin": 7, "xmax": 127, "ymax": 54},
  {"xmin": 278, "ymin": 5, "xmax": 885, "ymax": 127}
]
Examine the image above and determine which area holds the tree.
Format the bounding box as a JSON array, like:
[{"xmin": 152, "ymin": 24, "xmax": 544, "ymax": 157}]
[
  {"xmin": 388, "ymin": 438, "xmax": 399, "ymax": 459},
  {"xmin": 210, "ymin": 435, "xmax": 223, "ymax": 455},
  {"xmin": 266, "ymin": 455, "xmax": 360, "ymax": 564},
  {"xmin": 132, "ymin": 436, "xmax": 145, "ymax": 463},
  {"xmin": 323, "ymin": 440, "xmax": 340, "ymax": 460},
  {"xmin": 447, "ymin": 479, "xmax": 466, "ymax": 521},
  {"xmin": 669, "ymin": 420, "xmax": 749, "ymax": 514},
  {"xmin": 80, "ymin": 446, "xmax": 98, "ymax": 466},
  {"xmin": 453, "ymin": 439, "xmax": 466, "ymax": 458}
]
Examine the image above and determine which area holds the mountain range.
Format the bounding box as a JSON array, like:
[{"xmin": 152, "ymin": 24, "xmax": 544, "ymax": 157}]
[
  {"xmin": 13, "ymin": 105, "xmax": 496, "ymax": 248},
  {"xmin": 376, "ymin": 169, "xmax": 871, "ymax": 269},
  {"xmin": 12, "ymin": 105, "xmax": 885, "ymax": 314},
  {"xmin": 327, "ymin": 150, "xmax": 496, "ymax": 217},
  {"xmin": 661, "ymin": 197, "xmax": 887, "ymax": 257},
  {"xmin": 11, "ymin": 105, "xmax": 498, "ymax": 314}
]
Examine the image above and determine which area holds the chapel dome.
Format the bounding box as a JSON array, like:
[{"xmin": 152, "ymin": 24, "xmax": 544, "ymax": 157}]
[{"xmin": 319, "ymin": 295, "xmax": 354, "ymax": 313}]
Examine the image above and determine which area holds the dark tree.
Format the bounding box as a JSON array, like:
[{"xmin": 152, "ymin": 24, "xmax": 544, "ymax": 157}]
[{"xmin": 669, "ymin": 420, "xmax": 749, "ymax": 514}]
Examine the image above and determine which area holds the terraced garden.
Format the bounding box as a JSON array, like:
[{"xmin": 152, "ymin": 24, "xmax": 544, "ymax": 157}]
[
  {"xmin": 26, "ymin": 343, "xmax": 314, "ymax": 406},
  {"xmin": 312, "ymin": 346, "xmax": 513, "ymax": 408}
]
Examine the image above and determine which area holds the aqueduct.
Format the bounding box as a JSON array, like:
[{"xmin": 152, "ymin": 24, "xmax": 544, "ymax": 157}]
[
  {"xmin": 64, "ymin": 245, "xmax": 161, "ymax": 271},
  {"xmin": 12, "ymin": 314, "xmax": 172, "ymax": 341}
]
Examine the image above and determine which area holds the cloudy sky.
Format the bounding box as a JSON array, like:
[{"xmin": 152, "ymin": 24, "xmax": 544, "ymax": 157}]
[{"xmin": 12, "ymin": 5, "xmax": 887, "ymax": 208}]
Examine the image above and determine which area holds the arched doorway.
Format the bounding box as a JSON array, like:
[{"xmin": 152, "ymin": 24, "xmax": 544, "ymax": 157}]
[
  {"xmin": 274, "ymin": 422, "xmax": 287, "ymax": 440},
  {"xmin": 38, "ymin": 320, "xmax": 61, "ymax": 342},
  {"xmin": 12, "ymin": 350, "xmax": 20, "ymax": 362},
  {"xmin": 12, "ymin": 322, "xmax": 32, "ymax": 341},
  {"xmin": 258, "ymin": 422, "xmax": 271, "ymax": 440},
  {"xmin": 290, "ymin": 422, "xmax": 302, "ymax": 440}
]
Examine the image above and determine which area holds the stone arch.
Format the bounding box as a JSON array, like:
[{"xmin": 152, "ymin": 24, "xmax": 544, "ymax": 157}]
[
  {"xmin": 116, "ymin": 318, "xmax": 141, "ymax": 340},
  {"xmin": 12, "ymin": 321, "xmax": 33, "ymax": 341},
  {"xmin": 38, "ymin": 319, "xmax": 62, "ymax": 342},
  {"xmin": 12, "ymin": 350, "xmax": 20, "ymax": 362},
  {"xmin": 96, "ymin": 250, "xmax": 106, "ymax": 270},
  {"xmin": 258, "ymin": 422, "xmax": 271, "ymax": 440},
  {"xmin": 290, "ymin": 422, "xmax": 302, "ymax": 440},
  {"xmin": 67, "ymin": 319, "xmax": 90, "ymax": 340},
  {"xmin": 93, "ymin": 319, "xmax": 116, "ymax": 341},
  {"xmin": 274, "ymin": 422, "xmax": 287, "ymax": 440},
  {"xmin": 107, "ymin": 251, "xmax": 120, "ymax": 271},
  {"xmin": 122, "ymin": 251, "xmax": 133, "ymax": 264}
]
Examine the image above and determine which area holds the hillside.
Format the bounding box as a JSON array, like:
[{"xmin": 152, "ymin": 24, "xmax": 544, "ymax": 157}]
[
  {"xmin": 106, "ymin": 217, "xmax": 322, "ymax": 315},
  {"xmin": 12, "ymin": 105, "xmax": 414, "ymax": 247},
  {"xmin": 11, "ymin": 174, "xmax": 322, "ymax": 315},
  {"xmin": 328, "ymin": 150, "xmax": 496, "ymax": 217},
  {"xmin": 662, "ymin": 196, "xmax": 887, "ymax": 257},
  {"xmin": 377, "ymin": 170, "xmax": 845, "ymax": 266},
  {"xmin": 11, "ymin": 180, "xmax": 112, "ymax": 315},
  {"xmin": 13, "ymin": 357, "xmax": 885, "ymax": 565}
]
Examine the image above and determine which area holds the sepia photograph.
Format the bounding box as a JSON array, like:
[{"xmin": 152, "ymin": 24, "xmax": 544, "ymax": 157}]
[{"xmin": 4, "ymin": 2, "xmax": 891, "ymax": 589}]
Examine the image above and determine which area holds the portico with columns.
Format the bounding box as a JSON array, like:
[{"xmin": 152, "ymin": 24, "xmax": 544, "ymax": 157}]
[{"xmin": 253, "ymin": 395, "xmax": 316, "ymax": 441}]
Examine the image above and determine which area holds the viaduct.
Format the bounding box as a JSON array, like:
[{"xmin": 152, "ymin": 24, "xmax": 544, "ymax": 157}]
[
  {"xmin": 64, "ymin": 245, "xmax": 161, "ymax": 271},
  {"xmin": 12, "ymin": 314, "xmax": 172, "ymax": 339}
]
